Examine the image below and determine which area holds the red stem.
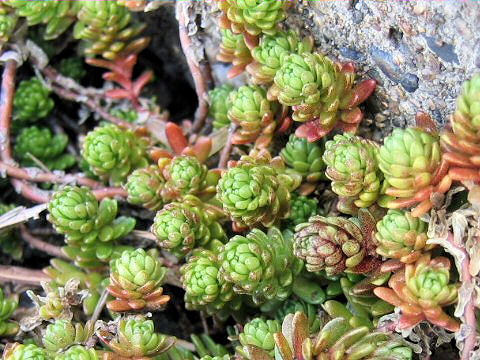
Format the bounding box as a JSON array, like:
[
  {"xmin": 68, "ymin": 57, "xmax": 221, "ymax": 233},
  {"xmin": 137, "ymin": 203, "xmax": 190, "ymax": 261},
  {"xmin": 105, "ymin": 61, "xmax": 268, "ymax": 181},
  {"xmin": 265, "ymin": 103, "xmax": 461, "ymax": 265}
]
[
  {"xmin": 20, "ymin": 225, "xmax": 68, "ymax": 260},
  {"xmin": 446, "ymin": 232, "xmax": 476, "ymax": 360},
  {"xmin": 176, "ymin": 2, "xmax": 210, "ymax": 133}
]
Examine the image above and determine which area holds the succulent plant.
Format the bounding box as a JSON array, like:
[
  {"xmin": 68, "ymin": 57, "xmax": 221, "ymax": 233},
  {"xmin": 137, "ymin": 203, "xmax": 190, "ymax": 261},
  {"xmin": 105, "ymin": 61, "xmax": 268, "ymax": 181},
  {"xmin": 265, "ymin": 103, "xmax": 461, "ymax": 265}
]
[
  {"xmin": 286, "ymin": 194, "xmax": 318, "ymax": 228},
  {"xmin": 47, "ymin": 186, "xmax": 136, "ymax": 267},
  {"xmin": 191, "ymin": 333, "xmax": 230, "ymax": 360},
  {"xmin": 125, "ymin": 165, "xmax": 165, "ymax": 211},
  {"xmin": 152, "ymin": 195, "xmax": 226, "ymax": 258},
  {"xmin": 375, "ymin": 209, "xmax": 434, "ymax": 263},
  {"xmin": 217, "ymin": 29, "xmax": 253, "ymax": 78},
  {"xmin": 0, "ymin": 287, "xmax": 18, "ymax": 337},
  {"xmin": 200, "ymin": 356, "xmax": 231, "ymax": 360},
  {"xmin": 245, "ymin": 311, "xmax": 413, "ymax": 360},
  {"xmin": 59, "ymin": 58, "xmax": 87, "ymax": 82},
  {"xmin": 110, "ymin": 108, "xmax": 139, "ymax": 124},
  {"xmin": 54, "ymin": 345, "xmax": 99, "ymax": 360},
  {"xmin": 163, "ymin": 155, "xmax": 208, "ymax": 196},
  {"xmin": 227, "ymin": 85, "xmax": 275, "ymax": 146},
  {"xmin": 217, "ymin": 151, "xmax": 301, "ymax": 228},
  {"xmin": 13, "ymin": 78, "xmax": 54, "ymax": 122},
  {"xmin": 0, "ymin": 204, "xmax": 22, "ymax": 260},
  {"xmin": 218, "ymin": 0, "xmax": 290, "ymax": 36},
  {"xmin": 107, "ymin": 248, "xmax": 170, "ymax": 312},
  {"xmin": 82, "ymin": 124, "xmax": 149, "ymax": 185},
  {"xmin": 5, "ymin": 0, "xmax": 78, "ymax": 40},
  {"xmin": 14, "ymin": 126, "xmax": 76, "ymax": 171},
  {"xmin": 43, "ymin": 320, "xmax": 93, "ymax": 353},
  {"xmin": 209, "ymin": 84, "xmax": 234, "ymax": 129},
  {"xmin": 73, "ymin": 0, "xmax": 148, "ymax": 60},
  {"xmin": 378, "ymin": 127, "xmax": 451, "ymax": 217},
  {"xmin": 269, "ymin": 53, "xmax": 375, "ymax": 141},
  {"xmin": 280, "ymin": 135, "xmax": 325, "ymax": 195},
  {"xmin": 374, "ymin": 252, "xmax": 460, "ymax": 331},
  {"xmin": 181, "ymin": 249, "xmax": 240, "ymax": 316},
  {"xmin": 238, "ymin": 318, "xmax": 281, "ymax": 356},
  {"xmin": 219, "ymin": 227, "xmax": 303, "ymax": 304},
  {"xmin": 247, "ymin": 30, "xmax": 313, "ymax": 84},
  {"xmin": 2, "ymin": 343, "xmax": 50, "ymax": 360},
  {"xmin": 97, "ymin": 316, "xmax": 176, "ymax": 358},
  {"xmin": 293, "ymin": 208, "xmax": 382, "ymax": 275},
  {"xmin": 323, "ymin": 134, "xmax": 382, "ymax": 214},
  {"xmin": 441, "ymin": 74, "xmax": 480, "ymax": 182}
]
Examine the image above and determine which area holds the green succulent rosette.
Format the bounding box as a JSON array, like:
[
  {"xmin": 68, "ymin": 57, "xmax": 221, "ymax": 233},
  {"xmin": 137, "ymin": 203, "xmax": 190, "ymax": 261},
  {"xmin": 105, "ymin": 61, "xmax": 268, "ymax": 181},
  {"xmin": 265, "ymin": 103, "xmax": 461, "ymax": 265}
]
[
  {"xmin": 217, "ymin": 152, "xmax": 300, "ymax": 228},
  {"xmin": 73, "ymin": 0, "xmax": 147, "ymax": 60},
  {"xmin": 375, "ymin": 209, "xmax": 432, "ymax": 263},
  {"xmin": 219, "ymin": 0, "xmax": 290, "ymax": 36},
  {"xmin": 6, "ymin": 0, "xmax": 78, "ymax": 40},
  {"xmin": 43, "ymin": 320, "xmax": 93, "ymax": 353},
  {"xmin": 287, "ymin": 194, "xmax": 319, "ymax": 228},
  {"xmin": 238, "ymin": 318, "xmax": 280, "ymax": 356},
  {"xmin": 59, "ymin": 58, "xmax": 87, "ymax": 82},
  {"xmin": 270, "ymin": 52, "xmax": 349, "ymax": 125},
  {"xmin": 219, "ymin": 227, "xmax": 302, "ymax": 304},
  {"xmin": 0, "ymin": 287, "xmax": 18, "ymax": 337},
  {"xmin": 0, "ymin": 204, "xmax": 22, "ymax": 260},
  {"xmin": 82, "ymin": 124, "xmax": 149, "ymax": 185},
  {"xmin": 247, "ymin": 30, "xmax": 313, "ymax": 84},
  {"xmin": 99, "ymin": 317, "xmax": 175, "ymax": 358},
  {"xmin": 13, "ymin": 78, "xmax": 54, "ymax": 122},
  {"xmin": 54, "ymin": 345, "xmax": 99, "ymax": 360},
  {"xmin": 208, "ymin": 84, "xmax": 234, "ymax": 129},
  {"xmin": 125, "ymin": 165, "xmax": 165, "ymax": 211},
  {"xmin": 227, "ymin": 85, "xmax": 274, "ymax": 145},
  {"xmin": 47, "ymin": 186, "xmax": 135, "ymax": 267},
  {"xmin": 378, "ymin": 127, "xmax": 442, "ymax": 209},
  {"xmin": 14, "ymin": 126, "xmax": 75, "ymax": 171},
  {"xmin": 167, "ymin": 155, "xmax": 208, "ymax": 195},
  {"xmin": 217, "ymin": 29, "xmax": 252, "ymax": 74},
  {"xmin": 110, "ymin": 108, "xmax": 139, "ymax": 124},
  {"xmin": 3, "ymin": 343, "xmax": 51, "ymax": 360},
  {"xmin": 152, "ymin": 196, "xmax": 226, "ymax": 258},
  {"xmin": 181, "ymin": 249, "xmax": 239, "ymax": 315},
  {"xmin": 107, "ymin": 248, "xmax": 168, "ymax": 312},
  {"xmin": 323, "ymin": 133, "xmax": 382, "ymax": 210}
]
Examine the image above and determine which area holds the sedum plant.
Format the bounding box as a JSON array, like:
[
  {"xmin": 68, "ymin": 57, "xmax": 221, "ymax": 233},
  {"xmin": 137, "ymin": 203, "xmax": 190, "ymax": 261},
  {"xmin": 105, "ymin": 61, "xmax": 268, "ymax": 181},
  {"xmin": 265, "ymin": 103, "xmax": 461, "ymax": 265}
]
[
  {"xmin": 219, "ymin": 227, "xmax": 303, "ymax": 305},
  {"xmin": 323, "ymin": 133, "xmax": 382, "ymax": 214},
  {"xmin": 13, "ymin": 78, "xmax": 54, "ymax": 123},
  {"xmin": 293, "ymin": 208, "xmax": 382, "ymax": 275},
  {"xmin": 107, "ymin": 248, "xmax": 170, "ymax": 312},
  {"xmin": 217, "ymin": 150, "xmax": 301, "ymax": 229},
  {"xmin": 374, "ymin": 252, "xmax": 460, "ymax": 331},
  {"xmin": 209, "ymin": 84, "xmax": 234, "ymax": 129},
  {"xmin": 217, "ymin": 29, "xmax": 252, "ymax": 79},
  {"xmin": 47, "ymin": 186, "xmax": 136, "ymax": 267},
  {"xmin": 375, "ymin": 209, "xmax": 434, "ymax": 263},
  {"xmin": 2, "ymin": 343, "xmax": 50, "ymax": 360},
  {"xmin": 125, "ymin": 165, "xmax": 165, "ymax": 211},
  {"xmin": 152, "ymin": 195, "xmax": 226, "ymax": 258},
  {"xmin": 59, "ymin": 57, "xmax": 87, "ymax": 82},
  {"xmin": 42, "ymin": 320, "xmax": 93, "ymax": 353},
  {"xmin": 286, "ymin": 194, "xmax": 319, "ymax": 228},
  {"xmin": 55, "ymin": 345, "xmax": 99, "ymax": 360},
  {"xmin": 14, "ymin": 126, "xmax": 75, "ymax": 171},
  {"xmin": 97, "ymin": 316, "xmax": 176, "ymax": 358},
  {"xmin": 82, "ymin": 124, "xmax": 149, "ymax": 186},
  {"xmin": 238, "ymin": 318, "xmax": 281, "ymax": 357}
]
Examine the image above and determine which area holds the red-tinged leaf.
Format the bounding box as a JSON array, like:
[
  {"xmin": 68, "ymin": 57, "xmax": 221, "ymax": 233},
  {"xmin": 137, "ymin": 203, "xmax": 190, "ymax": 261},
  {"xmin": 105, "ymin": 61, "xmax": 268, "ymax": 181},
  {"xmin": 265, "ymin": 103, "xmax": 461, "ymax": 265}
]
[
  {"xmin": 149, "ymin": 148, "xmax": 173, "ymax": 162},
  {"xmin": 380, "ymin": 259, "xmax": 404, "ymax": 273},
  {"xmin": 373, "ymin": 287, "xmax": 403, "ymax": 307},
  {"xmin": 244, "ymin": 345, "xmax": 272, "ymax": 360},
  {"xmin": 415, "ymin": 111, "xmax": 438, "ymax": 134},
  {"xmin": 228, "ymin": 64, "xmax": 247, "ymax": 79},
  {"xmin": 185, "ymin": 137, "xmax": 212, "ymax": 163},
  {"xmin": 398, "ymin": 313, "xmax": 424, "ymax": 329},
  {"xmin": 341, "ymin": 62, "xmax": 356, "ymax": 73},
  {"xmin": 133, "ymin": 70, "xmax": 154, "ymax": 97},
  {"xmin": 295, "ymin": 119, "xmax": 334, "ymax": 142},
  {"xmin": 292, "ymin": 313, "xmax": 309, "ymax": 360},
  {"xmin": 449, "ymin": 167, "xmax": 480, "ymax": 181},
  {"xmin": 340, "ymin": 107, "xmax": 363, "ymax": 124},
  {"xmin": 219, "ymin": 14, "xmax": 231, "ymax": 30},
  {"xmin": 340, "ymin": 79, "xmax": 376, "ymax": 109},
  {"xmin": 103, "ymin": 72, "xmax": 131, "ymax": 90},
  {"xmin": 166, "ymin": 122, "xmax": 188, "ymax": 154},
  {"xmin": 85, "ymin": 57, "xmax": 115, "ymax": 70},
  {"xmin": 106, "ymin": 88, "xmax": 131, "ymax": 100},
  {"xmin": 352, "ymin": 256, "xmax": 383, "ymax": 274},
  {"xmin": 243, "ymin": 32, "xmax": 259, "ymax": 50},
  {"xmin": 273, "ymin": 333, "xmax": 294, "ymax": 360},
  {"xmin": 298, "ymin": 183, "xmax": 316, "ymax": 196},
  {"xmin": 276, "ymin": 116, "xmax": 292, "ymax": 134}
]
